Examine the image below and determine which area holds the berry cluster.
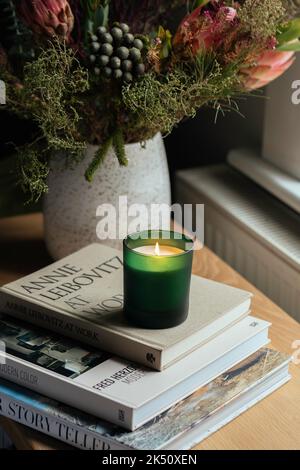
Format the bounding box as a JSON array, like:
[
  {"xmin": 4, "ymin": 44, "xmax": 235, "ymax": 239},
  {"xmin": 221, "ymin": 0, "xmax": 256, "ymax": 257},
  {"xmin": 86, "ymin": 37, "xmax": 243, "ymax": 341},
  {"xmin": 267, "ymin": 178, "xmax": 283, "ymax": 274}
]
[{"xmin": 89, "ymin": 23, "xmax": 146, "ymax": 83}]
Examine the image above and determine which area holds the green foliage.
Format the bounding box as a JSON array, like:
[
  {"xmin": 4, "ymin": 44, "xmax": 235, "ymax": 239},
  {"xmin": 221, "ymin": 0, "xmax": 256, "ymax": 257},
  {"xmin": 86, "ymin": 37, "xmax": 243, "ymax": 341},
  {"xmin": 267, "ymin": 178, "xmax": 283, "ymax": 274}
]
[
  {"xmin": 113, "ymin": 128, "xmax": 128, "ymax": 166},
  {"xmin": 85, "ymin": 135, "xmax": 113, "ymax": 182},
  {"xmin": 157, "ymin": 27, "xmax": 173, "ymax": 59},
  {"xmin": 81, "ymin": 0, "xmax": 110, "ymax": 44},
  {"xmin": 0, "ymin": 153, "xmax": 42, "ymax": 217},
  {"xmin": 21, "ymin": 41, "xmax": 89, "ymax": 155},
  {"xmin": 16, "ymin": 146, "xmax": 49, "ymax": 203},
  {"xmin": 239, "ymin": 0, "xmax": 285, "ymax": 39},
  {"xmin": 122, "ymin": 55, "xmax": 241, "ymax": 136},
  {"xmin": 0, "ymin": 0, "xmax": 294, "ymax": 202},
  {"xmin": 277, "ymin": 17, "xmax": 300, "ymax": 50},
  {"xmin": 84, "ymin": 126, "xmax": 128, "ymax": 182},
  {"xmin": 2, "ymin": 41, "xmax": 91, "ymax": 198}
]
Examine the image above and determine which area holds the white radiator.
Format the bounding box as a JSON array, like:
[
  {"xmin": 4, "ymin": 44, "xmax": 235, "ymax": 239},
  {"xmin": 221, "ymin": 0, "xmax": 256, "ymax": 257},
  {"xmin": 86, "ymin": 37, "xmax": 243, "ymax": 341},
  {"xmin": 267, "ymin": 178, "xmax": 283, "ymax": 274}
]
[{"xmin": 175, "ymin": 165, "xmax": 300, "ymax": 322}]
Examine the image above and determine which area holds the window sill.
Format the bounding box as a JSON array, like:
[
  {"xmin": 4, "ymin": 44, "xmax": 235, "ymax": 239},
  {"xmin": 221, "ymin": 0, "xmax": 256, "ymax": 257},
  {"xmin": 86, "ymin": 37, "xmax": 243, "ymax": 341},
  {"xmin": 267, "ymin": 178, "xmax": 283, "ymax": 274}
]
[{"xmin": 228, "ymin": 149, "xmax": 300, "ymax": 214}]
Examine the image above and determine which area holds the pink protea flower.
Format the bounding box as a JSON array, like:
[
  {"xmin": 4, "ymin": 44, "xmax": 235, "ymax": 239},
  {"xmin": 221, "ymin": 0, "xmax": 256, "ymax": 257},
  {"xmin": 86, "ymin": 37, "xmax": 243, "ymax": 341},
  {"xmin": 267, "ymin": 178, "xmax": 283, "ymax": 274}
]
[
  {"xmin": 18, "ymin": 0, "xmax": 74, "ymax": 43},
  {"xmin": 242, "ymin": 50, "xmax": 295, "ymax": 90},
  {"xmin": 173, "ymin": 4, "xmax": 238, "ymax": 54}
]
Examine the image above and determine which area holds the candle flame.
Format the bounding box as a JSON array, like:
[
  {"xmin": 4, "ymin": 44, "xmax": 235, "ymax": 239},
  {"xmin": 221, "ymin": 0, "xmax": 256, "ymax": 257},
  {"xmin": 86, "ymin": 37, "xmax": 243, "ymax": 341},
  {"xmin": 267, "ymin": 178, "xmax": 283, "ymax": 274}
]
[{"xmin": 155, "ymin": 242, "xmax": 160, "ymax": 256}]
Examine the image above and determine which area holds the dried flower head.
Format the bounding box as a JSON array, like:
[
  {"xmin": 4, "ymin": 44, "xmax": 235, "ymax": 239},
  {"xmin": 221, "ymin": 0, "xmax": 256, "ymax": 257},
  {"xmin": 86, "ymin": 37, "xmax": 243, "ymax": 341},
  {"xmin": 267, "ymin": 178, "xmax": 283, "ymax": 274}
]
[{"xmin": 18, "ymin": 0, "xmax": 74, "ymax": 43}]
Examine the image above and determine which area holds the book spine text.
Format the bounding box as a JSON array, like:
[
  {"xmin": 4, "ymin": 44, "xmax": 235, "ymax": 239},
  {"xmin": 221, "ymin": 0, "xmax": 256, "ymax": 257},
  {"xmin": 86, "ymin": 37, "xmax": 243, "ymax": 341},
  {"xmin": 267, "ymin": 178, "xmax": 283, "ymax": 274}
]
[
  {"xmin": 0, "ymin": 355, "xmax": 133, "ymax": 430},
  {"xmin": 0, "ymin": 291, "xmax": 162, "ymax": 370},
  {"xmin": 0, "ymin": 392, "xmax": 125, "ymax": 450}
]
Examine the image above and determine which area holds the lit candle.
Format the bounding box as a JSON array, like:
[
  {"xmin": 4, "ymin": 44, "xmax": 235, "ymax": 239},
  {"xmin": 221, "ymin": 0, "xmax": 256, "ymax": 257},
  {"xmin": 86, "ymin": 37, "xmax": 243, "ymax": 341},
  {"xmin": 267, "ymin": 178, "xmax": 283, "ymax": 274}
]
[
  {"xmin": 133, "ymin": 242, "xmax": 184, "ymax": 257},
  {"xmin": 123, "ymin": 230, "xmax": 194, "ymax": 329}
]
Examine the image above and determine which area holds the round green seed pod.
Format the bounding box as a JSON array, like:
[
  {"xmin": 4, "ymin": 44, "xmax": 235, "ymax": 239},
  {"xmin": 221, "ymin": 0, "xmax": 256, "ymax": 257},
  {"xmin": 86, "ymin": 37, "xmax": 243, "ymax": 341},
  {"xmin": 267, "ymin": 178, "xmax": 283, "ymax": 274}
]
[
  {"xmin": 101, "ymin": 32, "xmax": 113, "ymax": 44},
  {"xmin": 110, "ymin": 56, "xmax": 121, "ymax": 69},
  {"xmin": 91, "ymin": 34, "xmax": 98, "ymax": 42},
  {"xmin": 135, "ymin": 63, "xmax": 146, "ymax": 76},
  {"xmin": 97, "ymin": 26, "xmax": 107, "ymax": 36},
  {"xmin": 122, "ymin": 59, "xmax": 133, "ymax": 72},
  {"xmin": 129, "ymin": 47, "xmax": 141, "ymax": 62},
  {"xmin": 124, "ymin": 72, "xmax": 133, "ymax": 83},
  {"xmin": 113, "ymin": 69, "xmax": 123, "ymax": 80},
  {"xmin": 116, "ymin": 46, "xmax": 129, "ymax": 60},
  {"xmin": 123, "ymin": 33, "xmax": 134, "ymax": 45},
  {"xmin": 91, "ymin": 42, "xmax": 100, "ymax": 52},
  {"xmin": 98, "ymin": 55, "xmax": 109, "ymax": 67},
  {"xmin": 100, "ymin": 43, "xmax": 113, "ymax": 56},
  {"xmin": 94, "ymin": 67, "xmax": 101, "ymax": 76},
  {"xmin": 119, "ymin": 23, "xmax": 130, "ymax": 34},
  {"xmin": 133, "ymin": 38, "xmax": 144, "ymax": 50},
  {"xmin": 103, "ymin": 67, "xmax": 112, "ymax": 78},
  {"xmin": 89, "ymin": 54, "xmax": 96, "ymax": 63},
  {"xmin": 111, "ymin": 27, "xmax": 123, "ymax": 42}
]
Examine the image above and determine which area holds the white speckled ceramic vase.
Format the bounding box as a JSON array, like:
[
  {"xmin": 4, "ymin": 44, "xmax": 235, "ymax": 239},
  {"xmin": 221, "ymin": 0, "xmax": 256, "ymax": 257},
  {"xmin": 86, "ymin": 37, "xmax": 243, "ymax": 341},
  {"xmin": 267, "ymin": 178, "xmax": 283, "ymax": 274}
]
[{"xmin": 43, "ymin": 133, "xmax": 171, "ymax": 260}]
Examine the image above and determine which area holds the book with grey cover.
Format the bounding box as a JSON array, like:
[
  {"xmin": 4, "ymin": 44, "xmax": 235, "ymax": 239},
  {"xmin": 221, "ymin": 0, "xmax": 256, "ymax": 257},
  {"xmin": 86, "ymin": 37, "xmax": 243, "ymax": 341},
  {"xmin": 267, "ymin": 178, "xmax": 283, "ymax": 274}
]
[
  {"xmin": 0, "ymin": 244, "xmax": 252, "ymax": 370},
  {"xmin": 0, "ymin": 313, "xmax": 269, "ymax": 430},
  {"xmin": 0, "ymin": 348, "xmax": 290, "ymax": 449}
]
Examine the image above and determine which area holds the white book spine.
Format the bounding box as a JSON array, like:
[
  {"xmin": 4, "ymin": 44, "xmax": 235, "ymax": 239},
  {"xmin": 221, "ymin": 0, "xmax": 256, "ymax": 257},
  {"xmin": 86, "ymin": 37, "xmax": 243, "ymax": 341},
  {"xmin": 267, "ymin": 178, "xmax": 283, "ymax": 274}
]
[
  {"xmin": 0, "ymin": 392, "xmax": 126, "ymax": 450},
  {"xmin": 0, "ymin": 291, "xmax": 162, "ymax": 370},
  {"xmin": 0, "ymin": 355, "xmax": 134, "ymax": 430}
]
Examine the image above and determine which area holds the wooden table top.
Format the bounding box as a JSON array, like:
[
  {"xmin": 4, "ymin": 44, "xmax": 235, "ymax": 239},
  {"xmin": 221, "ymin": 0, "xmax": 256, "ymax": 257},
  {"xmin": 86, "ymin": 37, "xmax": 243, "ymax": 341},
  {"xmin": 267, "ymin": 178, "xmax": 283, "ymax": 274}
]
[{"xmin": 0, "ymin": 213, "xmax": 299, "ymax": 450}]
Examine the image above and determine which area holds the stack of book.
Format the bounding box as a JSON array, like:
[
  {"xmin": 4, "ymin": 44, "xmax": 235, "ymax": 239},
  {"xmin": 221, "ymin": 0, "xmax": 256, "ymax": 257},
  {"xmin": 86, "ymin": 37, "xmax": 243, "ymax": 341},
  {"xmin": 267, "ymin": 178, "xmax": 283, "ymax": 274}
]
[{"xmin": 0, "ymin": 244, "xmax": 291, "ymax": 450}]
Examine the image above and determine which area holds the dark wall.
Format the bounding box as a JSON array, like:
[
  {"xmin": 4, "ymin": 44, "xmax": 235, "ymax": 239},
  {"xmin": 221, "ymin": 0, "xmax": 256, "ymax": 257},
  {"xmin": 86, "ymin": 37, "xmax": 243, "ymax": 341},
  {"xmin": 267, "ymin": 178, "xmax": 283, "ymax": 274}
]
[
  {"xmin": 0, "ymin": 112, "xmax": 36, "ymax": 155},
  {"xmin": 0, "ymin": 113, "xmax": 40, "ymax": 216},
  {"xmin": 0, "ymin": 92, "xmax": 265, "ymax": 167}
]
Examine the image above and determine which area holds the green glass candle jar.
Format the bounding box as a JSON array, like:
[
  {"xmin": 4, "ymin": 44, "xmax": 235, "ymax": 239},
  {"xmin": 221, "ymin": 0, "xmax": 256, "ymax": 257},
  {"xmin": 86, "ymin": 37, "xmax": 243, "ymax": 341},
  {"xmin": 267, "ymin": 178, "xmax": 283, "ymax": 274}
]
[{"xmin": 123, "ymin": 230, "xmax": 194, "ymax": 329}]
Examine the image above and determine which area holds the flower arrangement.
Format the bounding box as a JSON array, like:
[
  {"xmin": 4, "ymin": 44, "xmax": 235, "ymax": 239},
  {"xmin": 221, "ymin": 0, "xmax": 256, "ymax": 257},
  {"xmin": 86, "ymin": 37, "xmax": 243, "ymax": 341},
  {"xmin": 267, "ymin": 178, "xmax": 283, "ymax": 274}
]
[{"xmin": 1, "ymin": 0, "xmax": 300, "ymax": 200}]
